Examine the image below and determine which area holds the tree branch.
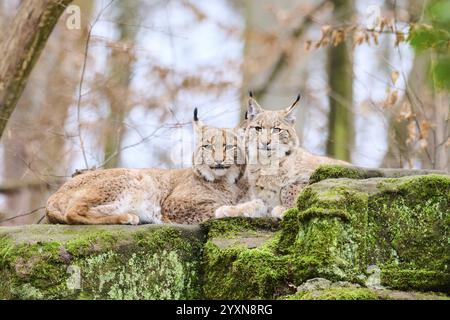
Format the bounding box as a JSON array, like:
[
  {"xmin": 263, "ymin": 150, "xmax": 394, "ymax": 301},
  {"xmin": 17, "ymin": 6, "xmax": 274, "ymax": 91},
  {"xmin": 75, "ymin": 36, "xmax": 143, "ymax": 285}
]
[
  {"xmin": 0, "ymin": 0, "xmax": 73, "ymax": 138},
  {"xmin": 253, "ymin": 0, "xmax": 328, "ymax": 100},
  {"xmin": 0, "ymin": 178, "xmax": 63, "ymax": 194}
]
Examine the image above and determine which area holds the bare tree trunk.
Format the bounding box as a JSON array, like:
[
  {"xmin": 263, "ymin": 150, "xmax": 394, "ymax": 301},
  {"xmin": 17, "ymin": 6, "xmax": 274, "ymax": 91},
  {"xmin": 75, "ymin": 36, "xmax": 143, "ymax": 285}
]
[
  {"xmin": 103, "ymin": 1, "xmax": 139, "ymax": 168},
  {"xmin": 1, "ymin": 0, "xmax": 91, "ymax": 226},
  {"xmin": 0, "ymin": 0, "xmax": 72, "ymax": 138},
  {"xmin": 326, "ymin": 0, "xmax": 354, "ymax": 161}
]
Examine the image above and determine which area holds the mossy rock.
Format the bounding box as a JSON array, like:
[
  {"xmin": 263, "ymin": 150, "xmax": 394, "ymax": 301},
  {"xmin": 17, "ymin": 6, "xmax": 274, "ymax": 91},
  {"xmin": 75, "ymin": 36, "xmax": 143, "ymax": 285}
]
[
  {"xmin": 0, "ymin": 224, "xmax": 203, "ymax": 299},
  {"xmin": 280, "ymin": 277, "xmax": 449, "ymax": 300},
  {"xmin": 200, "ymin": 217, "xmax": 294, "ymax": 299},
  {"xmin": 309, "ymin": 164, "xmax": 446, "ymax": 184},
  {"xmin": 283, "ymin": 287, "xmax": 449, "ymax": 300},
  {"xmin": 281, "ymin": 174, "xmax": 450, "ymax": 292},
  {"xmin": 1, "ymin": 170, "xmax": 449, "ymax": 300}
]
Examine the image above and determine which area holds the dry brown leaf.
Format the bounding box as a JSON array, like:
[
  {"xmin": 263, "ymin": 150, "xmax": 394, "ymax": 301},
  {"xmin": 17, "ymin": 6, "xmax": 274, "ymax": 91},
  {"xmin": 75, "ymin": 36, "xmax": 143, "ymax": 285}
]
[
  {"xmin": 419, "ymin": 120, "xmax": 434, "ymax": 140},
  {"xmin": 406, "ymin": 121, "xmax": 417, "ymax": 144},
  {"xmin": 418, "ymin": 139, "xmax": 428, "ymax": 149},
  {"xmin": 397, "ymin": 102, "xmax": 413, "ymax": 121},
  {"xmin": 353, "ymin": 29, "xmax": 365, "ymax": 48},
  {"xmin": 364, "ymin": 31, "xmax": 370, "ymax": 44},
  {"xmin": 395, "ymin": 32, "xmax": 405, "ymax": 46},
  {"xmin": 391, "ymin": 70, "xmax": 400, "ymax": 84},
  {"xmin": 386, "ymin": 90, "xmax": 398, "ymax": 107},
  {"xmin": 321, "ymin": 25, "xmax": 332, "ymax": 37},
  {"xmin": 331, "ymin": 29, "xmax": 345, "ymax": 46},
  {"xmin": 182, "ymin": 1, "xmax": 207, "ymax": 21},
  {"xmin": 371, "ymin": 32, "xmax": 379, "ymax": 45}
]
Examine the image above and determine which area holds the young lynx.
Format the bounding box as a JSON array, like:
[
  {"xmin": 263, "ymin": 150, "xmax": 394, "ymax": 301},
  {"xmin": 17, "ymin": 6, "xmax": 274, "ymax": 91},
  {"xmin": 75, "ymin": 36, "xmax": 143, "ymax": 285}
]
[
  {"xmin": 46, "ymin": 109, "xmax": 246, "ymax": 225},
  {"xmin": 215, "ymin": 93, "xmax": 348, "ymax": 219}
]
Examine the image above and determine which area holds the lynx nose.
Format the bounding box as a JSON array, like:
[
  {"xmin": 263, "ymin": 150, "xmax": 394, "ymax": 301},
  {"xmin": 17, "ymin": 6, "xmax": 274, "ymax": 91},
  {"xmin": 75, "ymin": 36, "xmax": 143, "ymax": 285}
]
[{"xmin": 260, "ymin": 141, "xmax": 271, "ymax": 150}]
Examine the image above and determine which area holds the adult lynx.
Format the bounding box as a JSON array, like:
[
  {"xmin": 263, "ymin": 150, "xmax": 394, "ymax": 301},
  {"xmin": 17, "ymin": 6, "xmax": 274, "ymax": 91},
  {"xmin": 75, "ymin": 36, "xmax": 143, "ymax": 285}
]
[
  {"xmin": 46, "ymin": 109, "xmax": 246, "ymax": 225},
  {"xmin": 215, "ymin": 93, "xmax": 349, "ymax": 219}
]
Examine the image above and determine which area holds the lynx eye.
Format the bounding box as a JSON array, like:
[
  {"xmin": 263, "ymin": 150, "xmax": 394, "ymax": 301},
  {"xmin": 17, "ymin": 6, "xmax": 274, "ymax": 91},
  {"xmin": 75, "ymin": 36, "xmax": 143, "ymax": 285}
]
[
  {"xmin": 225, "ymin": 144, "xmax": 235, "ymax": 150},
  {"xmin": 254, "ymin": 126, "xmax": 263, "ymax": 131},
  {"xmin": 202, "ymin": 145, "xmax": 213, "ymax": 150},
  {"xmin": 272, "ymin": 127, "xmax": 281, "ymax": 133}
]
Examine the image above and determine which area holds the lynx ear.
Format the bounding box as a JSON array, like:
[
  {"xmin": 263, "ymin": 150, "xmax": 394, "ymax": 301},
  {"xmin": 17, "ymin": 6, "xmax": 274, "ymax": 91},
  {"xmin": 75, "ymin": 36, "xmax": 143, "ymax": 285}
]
[
  {"xmin": 193, "ymin": 108, "xmax": 204, "ymax": 131},
  {"xmin": 284, "ymin": 94, "xmax": 301, "ymax": 124},
  {"xmin": 247, "ymin": 91, "xmax": 263, "ymax": 120}
]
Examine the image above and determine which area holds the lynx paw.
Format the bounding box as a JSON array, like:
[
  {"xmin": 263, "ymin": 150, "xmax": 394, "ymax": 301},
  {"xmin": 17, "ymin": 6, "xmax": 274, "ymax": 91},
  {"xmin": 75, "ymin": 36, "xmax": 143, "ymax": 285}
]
[
  {"xmin": 214, "ymin": 199, "xmax": 269, "ymax": 219},
  {"xmin": 242, "ymin": 199, "xmax": 268, "ymax": 218},
  {"xmin": 121, "ymin": 214, "xmax": 140, "ymax": 225},
  {"xmin": 214, "ymin": 206, "xmax": 239, "ymax": 218},
  {"xmin": 270, "ymin": 206, "xmax": 287, "ymax": 219}
]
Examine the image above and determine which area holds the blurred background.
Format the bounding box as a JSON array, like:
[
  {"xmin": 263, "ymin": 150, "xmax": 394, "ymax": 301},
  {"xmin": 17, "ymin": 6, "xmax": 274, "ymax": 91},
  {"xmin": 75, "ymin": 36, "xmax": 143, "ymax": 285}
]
[{"xmin": 0, "ymin": 0, "xmax": 448, "ymax": 225}]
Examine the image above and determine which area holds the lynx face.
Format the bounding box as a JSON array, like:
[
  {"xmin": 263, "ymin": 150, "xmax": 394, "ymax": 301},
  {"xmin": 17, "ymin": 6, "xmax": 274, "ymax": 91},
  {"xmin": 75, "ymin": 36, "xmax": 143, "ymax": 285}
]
[
  {"xmin": 193, "ymin": 110, "xmax": 245, "ymax": 183},
  {"xmin": 245, "ymin": 95, "xmax": 300, "ymax": 162}
]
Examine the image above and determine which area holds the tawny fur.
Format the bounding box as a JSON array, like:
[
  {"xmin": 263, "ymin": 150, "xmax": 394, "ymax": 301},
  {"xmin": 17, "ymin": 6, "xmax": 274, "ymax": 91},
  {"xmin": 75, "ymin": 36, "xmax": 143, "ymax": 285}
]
[
  {"xmin": 46, "ymin": 116, "xmax": 246, "ymax": 225},
  {"xmin": 215, "ymin": 95, "xmax": 349, "ymax": 219}
]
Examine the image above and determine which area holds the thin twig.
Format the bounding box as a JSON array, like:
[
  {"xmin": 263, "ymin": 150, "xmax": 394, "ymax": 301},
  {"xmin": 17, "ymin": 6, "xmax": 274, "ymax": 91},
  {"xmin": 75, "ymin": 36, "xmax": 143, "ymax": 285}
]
[
  {"xmin": 96, "ymin": 124, "xmax": 165, "ymax": 169},
  {"xmin": 253, "ymin": 0, "xmax": 328, "ymax": 100},
  {"xmin": 0, "ymin": 207, "xmax": 45, "ymax": 224},
  {"xmin": 76, "ymin": 0, "xmax": 115, "ymax": 169},
  {"xmin": 37, "ymin": 214, "xmax": 46, "ymax": 224}
]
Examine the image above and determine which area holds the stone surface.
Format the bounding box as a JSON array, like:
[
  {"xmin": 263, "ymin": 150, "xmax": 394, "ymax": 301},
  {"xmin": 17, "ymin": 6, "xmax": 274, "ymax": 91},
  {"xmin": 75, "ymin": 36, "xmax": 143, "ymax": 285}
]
[
  {"xmin": 0, "ymin": 224, "xmax": 203, "ymax": 299},
  {"xmin": 309, "ymin": 164, "xmax": 447, "ymax": 184},
  {"xmin": 281, "ymin": 174, "xmax": 450, "ymax": 292},
  {"xmin": 285, "ymin": 277, "xmax": 448, "ymax": 300},
  {"xmin": 0, "ymin": 165, "xmax": 449, "ymax": 300}
]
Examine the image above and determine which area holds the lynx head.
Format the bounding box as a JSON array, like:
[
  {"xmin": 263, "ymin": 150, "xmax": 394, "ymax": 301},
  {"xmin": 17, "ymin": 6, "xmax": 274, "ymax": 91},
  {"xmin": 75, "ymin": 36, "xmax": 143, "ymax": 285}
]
[
  {"xmin": 245, "ymin": 92, "xmax": 300, "ymax": 161},
  {"xmin": 192, "ymin": 108, "xmax": 245, "ymax": 184}
]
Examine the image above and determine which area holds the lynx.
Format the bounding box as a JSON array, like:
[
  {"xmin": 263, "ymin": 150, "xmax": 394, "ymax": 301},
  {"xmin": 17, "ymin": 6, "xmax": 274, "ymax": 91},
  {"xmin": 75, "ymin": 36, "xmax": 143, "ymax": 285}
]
[
  {"xmin": 46, "ymin": 109, "xmax": 246, "ymax": 225},
  {"xmin": 215, "ymin": 93, "xmax": 349, "ymax": 219}
]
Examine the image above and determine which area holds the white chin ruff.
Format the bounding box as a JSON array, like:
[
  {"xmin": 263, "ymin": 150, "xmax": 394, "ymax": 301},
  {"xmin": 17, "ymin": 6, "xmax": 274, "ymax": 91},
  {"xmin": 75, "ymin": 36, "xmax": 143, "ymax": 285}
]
[{"xmin": 212, "ymin": 168, "xmax": 228, "ymax": 176}]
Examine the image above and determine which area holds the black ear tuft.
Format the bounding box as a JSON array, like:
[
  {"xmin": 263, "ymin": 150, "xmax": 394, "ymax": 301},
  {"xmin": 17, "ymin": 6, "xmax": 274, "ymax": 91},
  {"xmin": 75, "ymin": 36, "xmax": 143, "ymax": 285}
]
[
  {"xmin": 244, "ymin": 111, "xmax": 248, "ymax": 120},
  {"xmin": 288, "ymin": 93, "xmax": 301, "ymax": 110},
  {"xmin": 193, "ymin": 108, "xmax": 198, "ymax": 121},
  {"xmin": 249, "ymin": 90, "xmax": 253, "ymax": 98}
]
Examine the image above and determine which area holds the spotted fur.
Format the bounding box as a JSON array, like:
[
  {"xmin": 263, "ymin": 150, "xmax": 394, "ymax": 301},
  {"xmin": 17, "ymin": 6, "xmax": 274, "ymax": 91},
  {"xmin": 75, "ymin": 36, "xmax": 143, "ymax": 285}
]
[
  {"xmin": 46, "ymin": 111, "xmax": 246, "ymax": 225},
  {"xmin": 215, "ymin": 95, "xmax": 349, "ymax": 219}
]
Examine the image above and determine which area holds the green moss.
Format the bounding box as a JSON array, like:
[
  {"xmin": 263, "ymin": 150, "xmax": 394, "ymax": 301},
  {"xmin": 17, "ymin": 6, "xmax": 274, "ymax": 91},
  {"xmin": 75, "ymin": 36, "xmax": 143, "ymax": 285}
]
[
  {"xmin": 308, "ymin": 164, "xmax": 446, "ymax": 184},
  {"xmin": 79, "ymin": 250, "xmax": 195, "ymax": 299},
  {"xmin": 202, "ymin": 174, "xmax": 449, "ymax": 299},
  {"xmin": 282, "ymin": 286, "xmax": 450, "ymax": 300},
  {"xmin": 201, "ymin": 217, "xmax": 279, "ymax": 238},
  {"xmin": 289, "ymin": 181, "xmax": 369, "ymax": 283},
  {"xmin": 278, "ymin": 208, "xmax": 300, "ymax": 254},
  {"xmin": 309, "ymin": 165, "xmax": 371, "ymax": 184},
  {"xmin": 282, "ymin": 174, "xmax": 449, "ymax": 293},
  {"xmin": 283, "ymin": 287, "xmax": 379, "ymax": 300},
  {"xmin": 1, "ymin": 173, "xmax": 448, "ymax": 300},
  {"xmin": 0, "ymin": 225, "xmax": 203, "ymax": 299},
  {"xmin": 366, "ymin": 175, "xmax": 449, "ymax": 292},
  {"xmin": 202, "ymin": 220, "xmax": 294, "ymax": 299},
  {"xmin": 381, "ymin": 269, "xmax": 450, "ymax": 292}
]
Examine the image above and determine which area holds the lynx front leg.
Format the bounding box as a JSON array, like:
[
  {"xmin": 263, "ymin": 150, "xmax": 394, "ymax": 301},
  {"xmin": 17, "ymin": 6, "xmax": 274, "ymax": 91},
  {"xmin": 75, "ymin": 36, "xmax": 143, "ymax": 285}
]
[
  {"xmin": 270, "ymin": 205, "xmax": 287, "ymax": 219},
  {"xmin": 215, "ymin": 199, "xmax": 268, "ymax": 219}
]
